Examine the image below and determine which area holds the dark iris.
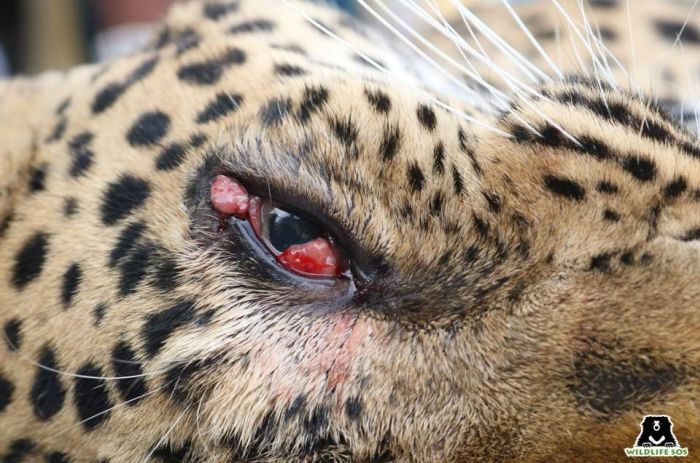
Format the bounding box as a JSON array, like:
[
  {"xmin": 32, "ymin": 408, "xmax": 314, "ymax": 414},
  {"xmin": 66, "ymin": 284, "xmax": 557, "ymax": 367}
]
[{"xmin": 261, "ymin": 202, "xmax": 323, "ymax": 253}]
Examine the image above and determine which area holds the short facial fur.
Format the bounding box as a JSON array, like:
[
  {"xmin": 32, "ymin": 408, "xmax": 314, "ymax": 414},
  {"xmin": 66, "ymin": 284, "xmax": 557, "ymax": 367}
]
[{"xmin": 1, "ymin": 1, "xmax": 699, "ymax": 462}]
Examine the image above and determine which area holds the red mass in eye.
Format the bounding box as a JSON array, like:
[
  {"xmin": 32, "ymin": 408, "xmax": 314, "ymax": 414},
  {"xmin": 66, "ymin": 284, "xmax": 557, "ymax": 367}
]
[
  {"xmin": 278, "ymin": 237, "xmax": 344, "ymax": 277},
  {"xmin": 210, "ymin": 174, "xmax": 249, "ymax": 217}
]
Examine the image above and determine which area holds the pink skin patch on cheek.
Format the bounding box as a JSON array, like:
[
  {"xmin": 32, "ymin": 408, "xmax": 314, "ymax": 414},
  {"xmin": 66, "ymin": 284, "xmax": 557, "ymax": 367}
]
[
  {"xmin": 314, "ymin": 314, "xmax": 371, "ymax": 393},
  {"xmin": 210, "ymin": 174, "xmax": 250, "ymax": 218}
]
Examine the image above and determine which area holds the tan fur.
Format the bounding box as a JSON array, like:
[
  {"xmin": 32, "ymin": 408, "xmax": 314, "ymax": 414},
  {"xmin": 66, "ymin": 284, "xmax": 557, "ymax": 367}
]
[{"xmin": 0, "ymin": 0, "xmax": 699, "ymax": 462}]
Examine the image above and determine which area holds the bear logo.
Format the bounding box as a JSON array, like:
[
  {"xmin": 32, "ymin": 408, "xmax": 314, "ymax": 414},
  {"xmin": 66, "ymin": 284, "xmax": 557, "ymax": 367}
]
[{"xmin": 634, "ymin": 415, "xmax": 680, "ymax": 448}]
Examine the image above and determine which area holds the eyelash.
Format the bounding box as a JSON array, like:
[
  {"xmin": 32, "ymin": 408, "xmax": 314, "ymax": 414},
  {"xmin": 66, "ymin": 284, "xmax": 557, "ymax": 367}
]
[{"xmin": 209, "ymin": 174, "xmax": 349, "ymax": 279}]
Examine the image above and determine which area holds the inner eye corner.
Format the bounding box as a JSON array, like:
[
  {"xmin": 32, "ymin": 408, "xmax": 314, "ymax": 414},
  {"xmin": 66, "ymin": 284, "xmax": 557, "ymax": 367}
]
[{"xmin": 209, "ymin": 173, "xmax": 350, "ymax": 280}]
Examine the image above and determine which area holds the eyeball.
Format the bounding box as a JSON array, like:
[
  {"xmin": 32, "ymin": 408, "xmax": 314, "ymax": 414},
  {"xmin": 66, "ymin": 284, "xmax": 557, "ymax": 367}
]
[{"xmin": 210, "ymin": 175, "xmax": 348, "ymax": 278}]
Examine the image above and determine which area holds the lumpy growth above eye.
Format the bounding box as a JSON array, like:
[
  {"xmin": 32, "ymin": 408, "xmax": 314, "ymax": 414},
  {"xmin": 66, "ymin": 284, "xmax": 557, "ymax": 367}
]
[{"xmin": 209, "ymin": 174, "xmax": 347, "ymax": 278}]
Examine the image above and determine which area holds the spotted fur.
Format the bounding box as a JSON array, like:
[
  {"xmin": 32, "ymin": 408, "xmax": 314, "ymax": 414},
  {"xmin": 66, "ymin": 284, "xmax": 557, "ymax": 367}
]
[{"xmin": 1, "ymin": 0, "xmax": 700, "ymax": 462}]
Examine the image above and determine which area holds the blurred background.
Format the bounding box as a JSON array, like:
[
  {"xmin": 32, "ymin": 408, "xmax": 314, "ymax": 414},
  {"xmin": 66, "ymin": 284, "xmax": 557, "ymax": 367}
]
[
  {"xmin": 0, "ymin": 0, "xmax": 359, "ymax": 76},
  {"xmin": 3, "ymin": 0, "xmax": 690, "ymax": 77}
]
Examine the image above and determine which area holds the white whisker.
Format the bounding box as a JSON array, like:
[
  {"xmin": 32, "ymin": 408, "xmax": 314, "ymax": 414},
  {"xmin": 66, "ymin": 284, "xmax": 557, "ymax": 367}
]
[
  {"xmin": 282, "ymin": 0, "xmax": 512, "ymax": 135},
  {"xmin": 1, "ymin": 328, "xmax": 169, "ymax": 380},
  {"xmin": 449, "ymin": 0, "xmax": 552, "ymax": 83},
  {"xmin": 625, "ymin": 0, "xmax": 639, "ymax": 94},
  {"xmin": 356, "ymin": 0, "xmax": 498, "ymax": 109},
  {"xmin": 56, "ymin": 387, "xmax": 163, "ymax": 437},
  {"xmin": 397, "ymin": 0, "xmax": 540, "ymax": 97},
  {"xmin": 142, "ymin": 408, "xmax": 189, "ymax": 462},
  {"xmin": 576, "ymin": 0, "xmax": 611, "ymax": 113},
  {"xmin": 501, "ymin": 0, "xmax": 564, "ymax": 80}
]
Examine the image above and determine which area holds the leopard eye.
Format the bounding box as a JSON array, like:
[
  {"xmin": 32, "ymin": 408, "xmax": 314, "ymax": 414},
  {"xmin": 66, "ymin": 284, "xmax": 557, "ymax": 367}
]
[{"xmin": 210, "ymin": 174, "xmax": 348, "ymax": 278}]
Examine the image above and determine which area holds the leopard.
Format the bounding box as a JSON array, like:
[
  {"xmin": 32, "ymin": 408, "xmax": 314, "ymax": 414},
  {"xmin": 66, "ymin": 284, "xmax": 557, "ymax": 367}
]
[{"xmin": 1, "ymin": 0, "xmax": 700, "ymax": 461}]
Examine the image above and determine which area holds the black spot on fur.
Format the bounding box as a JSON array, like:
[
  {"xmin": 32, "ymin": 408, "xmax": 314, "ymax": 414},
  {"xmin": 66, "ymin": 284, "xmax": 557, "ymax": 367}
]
[
  {"xmin": 45, "ymin": 452, "xmax": 70, "ymax": 463},
  {"xmin": 112, "ymin": 341, "xmax": 148, "ymax": 405},
  {"xmin": 275, "ymin": 63, "xmax": 307, "ymax": 76},
  {"xmin": 109, "ymin": 222, "xmax": 147, "ymax": 267},
  {"xmin": 74, "ymin": 364, "xmax": 113, "ymax": 430},
  {"xmin": 569, "ymin": 337, "xmax": 686, "ymax": 414},
  {"xmin": 12, "ymin": 233, "xmax": 49, "ymax": 289},
  {"xmin": 452, "ymin": 165, "xmax": 464, "ymax": 195},
  {"xmin": 177, "ymin": 48, "xmax": 246, "ymax": 85},
  {"xmin": 260, "ymin": 98, "xmax": 293, "ymax": 126},
  {"xmin": 598, "ymin": 26, "xmax": 617, "ymax": 41},
  {"xmin": 620, "ymin": 251, "xmax": 634, "ymax": 265},
  {"xmin": 196, "ymin": 309, "xmax": 216, "ymax": 326},
  {"xmin": 589, "ymin": 252, "xmax": 612, "ymax": 271},
  {"xmin": 680, "ymin": 227, "xmax": 700, "ymax": 242},
  {"xmin": 127, "ymin": 111, "xmax": 170, "ymax": 147},
  {"xmin": 663, "ymin": 177, "xmax": 687, "ymax": 199},
  {"xmin": 483, "ymin": 191, "xmax": 502, "ymax": 213},
  {"xmin": 117, "ymin": 242, "xmax": 153, "ymax": 296},
  {"xmin": 203, "ymin": 1, "xmax": 238, "ymax": 20},
  {"xmin": 345, "ymin": 396, "xmax": 363, "ymax": 421},
  {"xmin": 0, "ymin": 375, "xmax": 14, "ymax": 413},
  {"xmin": 286, "ymin": 394, "xmax": 306, "ymax": 420},
  {"xmin": 304, "ymin": 406, "xmax": 329, "ymax": 436},
  {"xmin": 156, "ymin": 133, "xmax": 206, "ymax": 171},
  {"xmin": 332, "ymin": 117, "xmax": 359, "ymax": 158},
  {"xmin": 430, "ymin": 191, "xmax": 444, "ymax": 216},
  {"xmin": 655, "ymin": 19, "xmax": 700, "ymax": 44},
  {"xmin": 3, "ymin": 319, "xmax": 21, "ymax": 352},
  {"xmin": 458, "ymin": 127, "xmax": 482, "ymax": 176},
  {"xmin": 229, "ymin": 19, "xmax": 276, "ymax": 34},
  {"xmin": 379, "ymin": 126, "xmax": 400, "ymax": 162},
  {"xmin": 68, "ymin": 132, "xmax": 94, "ymax": 178},
  {"xmin": 298, "ymin": 86, "xmax": 329, "ymax": 122},
  {"xmin": 143, "ymin": 300, "xmax": 196, "ymax": 357},
  {"xmin": 31, "ymin": 346, "xmax": 66, "ymax": 420},
  {"xmin": 174, "ymin": 29, "xmax": 202, "ymax": 56},
  {"xmin": 92, "ymin": 57, "xmax": 158, "ymax": 114},
  {"xmin": 270, "ymin": 43, "xmax": 307, "ymax": 55},
  {"xmin": 151, "ymin": 441, "xmax": 193, "ymax": 463},
  {"xmin": 92, "ymin": 83, "xmax": 126, "ymax": 115},
  {"xmin": 156, "ymin": 143, "xmax": 186, "ymax": 171},
  {"xmin": 55, "ymin": 98, "xmax": 71, "ymax": 115},
  {"xmin": 544, "ymin": 175, "xmax": 586, "ymax": 201},
  {"xmin": 63, "ymin": 197, "xmax": 79, "ymax": 217},
  {"xmin": 101, "ymin": 175, "xmax": 151, "ymax": 226},
  {"xmin": 45, "ymin": 118, "xmax": 67, "ymax": 143},
  {"xmin": 3, "ymin": 439, "xmax": 35, "ymax": 462},
  {"xmin": 0, "ymin": 212, "xmax": 14, "ymax": 239},
  {"xmin": 589, "ymin": 0, "xmax": 617, "ymax": 8},
  {"xmin": 596, "ymin": 181, "xmax": 619, "ymax": 194},
  {"xmin": 196, "ymin": 93, "xmax": 243, "ymax": 123},
  {"xmin": 61, "ymin": 263, "xmax": 82, "ymax": 308},
  {"xmin": 28, "ymin": 164, "xmax": 47, "ymax": 193},
  {"xmin": 163, "ymin": 358, "xmax": 213, "ymax": 402},
  {"xmin": 432, "ymin": 142, "xmax": 445, "ymax": 175},
  {"xmin": 622, "ymin": 156, "xmax": 656, "ymax": 182},
  {"xmin": 94, "ymin": 303, "xmax": 108, "ymax": 326},
  {"xmin": 416, "ymin": 104, "xmax": 437, "ymax": 131},
  {"xmin": 603, "ymin": 209, "xmax": 621, "ymax": 222},
  {"xmin": 151, "ymin": 255, "xmax": 180, "ymax": 292},
  {"xmin": 365, "ymin": 89, "xmax": 391, "ymax": 113},
  {"xmin": 407, "ymin": 163, "xmax": 425, "ymax": 193}
]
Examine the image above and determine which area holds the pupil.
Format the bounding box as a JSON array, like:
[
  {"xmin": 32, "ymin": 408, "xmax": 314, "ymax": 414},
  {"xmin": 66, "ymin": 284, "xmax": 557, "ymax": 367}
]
[{"xmin": 263, "ymin": 203, "xmax": 322, "ymax": 252}]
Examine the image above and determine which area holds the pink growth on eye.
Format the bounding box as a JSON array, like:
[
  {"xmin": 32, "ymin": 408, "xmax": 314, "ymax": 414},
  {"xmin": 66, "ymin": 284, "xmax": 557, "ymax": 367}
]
[
  {"xmin": 278, "ymin": 237, "xmax": 342, "ymax": 277},
  {"xmin": 210, "ymin": 174, "xmax": 249, "ymax": 218}
]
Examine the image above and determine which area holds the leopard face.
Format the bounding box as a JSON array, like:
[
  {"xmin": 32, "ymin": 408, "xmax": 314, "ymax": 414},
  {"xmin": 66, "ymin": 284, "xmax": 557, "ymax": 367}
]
[{"xmin": 1, "ymin": 1, "xmax": 699, "ymax": 462}]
